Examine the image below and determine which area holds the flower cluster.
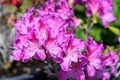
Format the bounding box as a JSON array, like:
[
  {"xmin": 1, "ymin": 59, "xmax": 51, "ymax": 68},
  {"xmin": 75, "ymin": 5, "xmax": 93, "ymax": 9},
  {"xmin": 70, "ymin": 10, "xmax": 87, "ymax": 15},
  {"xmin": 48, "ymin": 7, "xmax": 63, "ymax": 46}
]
[
  {"xmin": 85, "ymin": 0, "xmax": 116, "ymax": 28},
  {"xmin": 12, "ymin": 0, "xmax": 119, "ymax": 80},
  {"xmin": 67, "ymin": 0, "xmax": 116, "ymax": 28},
  {"xmin": 12, "ymin": 0, "xmax": 80, "ymax": 63},
  {"xmin": 59, "ymin": 37, "xmax": 119, "ymax": 80}
]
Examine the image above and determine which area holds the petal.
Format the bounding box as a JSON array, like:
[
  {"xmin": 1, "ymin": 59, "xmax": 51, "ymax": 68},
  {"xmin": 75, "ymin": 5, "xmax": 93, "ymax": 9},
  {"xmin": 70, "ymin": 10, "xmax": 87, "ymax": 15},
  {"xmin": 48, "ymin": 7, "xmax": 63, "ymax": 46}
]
[
  {"xmin": 12, "ymin": 50, "xmax": 22, "ymax": 61},
  {"xmin": 102, "ymin": 13, "xmax": 116, "ymax": 28},
  {"xmin": 87, "ymin": 65, "xmax": 95, "ymax": 77},
  {"xmin": 90, "ymin": 58, "xmax": 102, "ymax": 69},
  {"xmin": 22, "ymin": 49, "xmax": 36, "ymax": 62},
  {"xmin": 60, "ymin": 57, "xmax": 70, "ymax": 71},
  {"xmin": 111, "ymin": 66, "xmax": 117, "ymax": 76},
  {"xmin": 34, "ymin": 49, "xmax": 46, "ymax": 60}
]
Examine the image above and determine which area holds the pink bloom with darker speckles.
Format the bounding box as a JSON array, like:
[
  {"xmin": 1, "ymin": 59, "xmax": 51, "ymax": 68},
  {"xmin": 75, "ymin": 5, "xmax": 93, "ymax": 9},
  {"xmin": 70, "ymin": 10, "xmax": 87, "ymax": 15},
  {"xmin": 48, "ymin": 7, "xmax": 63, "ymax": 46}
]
[{"xmin": 85, "ymin": 0, "xmax": 116, "ymax": 28}]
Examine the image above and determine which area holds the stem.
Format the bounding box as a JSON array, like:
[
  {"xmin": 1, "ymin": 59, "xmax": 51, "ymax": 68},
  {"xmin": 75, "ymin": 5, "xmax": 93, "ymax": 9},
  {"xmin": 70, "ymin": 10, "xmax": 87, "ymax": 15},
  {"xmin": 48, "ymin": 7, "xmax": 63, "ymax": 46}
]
[
  {"xmin": 89, "ymin": 21, "xmax": 94, "ymax": 28},
  {"xmin": 78, "ymin": 18, "xmax": 95, "ymax": 41},
  {"xmin": 83, "ymin": 28, "xmax": 88, "ymax": 41}
]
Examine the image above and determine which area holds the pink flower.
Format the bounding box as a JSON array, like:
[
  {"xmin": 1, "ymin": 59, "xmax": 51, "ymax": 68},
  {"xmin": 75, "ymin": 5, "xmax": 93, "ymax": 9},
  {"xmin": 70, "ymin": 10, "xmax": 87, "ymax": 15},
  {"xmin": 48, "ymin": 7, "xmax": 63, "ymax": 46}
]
[
  {"xmin": 12, "ymin": 8, "xmax": 47, "ymax": 62},
  {"xmin": 12, "ymin": 1, "xmax": 119, "ymax": 80},
  {"xmin": 101, "ymin": 46, "xmax": 119, "ymax": 76},
  {"xmin": 12, "ymin": 0, "xmax": 76, "ymax": 63},
  {"xmin": 85, "ymin": 37, "xmax": 103, "ymax": 77},
  {"xmin": 45, "ymin": 38, "xmax": 64, "ymax": 63},
  {"xmin": 45, "ymin": 31, "xmax": 72, "ymax": 63},
  {"xmin": 33, "ymin": 17, "xmax": 48, "ymax": 46},
  {"xmin": 85, "ymin": 0, "xmax": 99, "ymax": 16},
  {"xmin": 12, "ymin": 31, "xmax": 46, "ymax": 62},
  {"xmin": 38, "ymin": 0, "xmax": 77, "ymax": 29},
  {"xmin": 59, "ymin": 63, "xmax": 85, "ymax": 80},
  {"xmin": 96, "ymin": 69, "xmax": 110, "ymax": 80},
  {"xmin": 60, "ymin": 36, "xmax": 84, "ymax": 71},
  {"xmin": 15, "ymin": 8, "xmax": 34, "ymax": 34},
  {"xmin": 57, "ymin": 0, "xmax": 73, "ymax": 19},
  {"xmin": 88, "ymin": 68, "xmax": 110, "ymax": 80},
  {"xmin": 101, "ymin": 12, "xmax": 116, "ymax": 28},
  {"xmin": 85, "ymin": 0, "xmax": 116, "ymax": 28}
]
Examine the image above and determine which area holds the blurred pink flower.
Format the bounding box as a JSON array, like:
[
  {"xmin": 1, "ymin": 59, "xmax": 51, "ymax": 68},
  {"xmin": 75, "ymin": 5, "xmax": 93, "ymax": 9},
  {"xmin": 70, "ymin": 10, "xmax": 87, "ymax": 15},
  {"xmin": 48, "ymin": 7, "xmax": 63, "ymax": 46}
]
[
  {"xmin": 85, "ymin": 0, "xmax": 116, "ymax": 28},
  {"xmin": 101, "ymin": 46, "xmax": 119, "ymax": 76},
  {"xmin": 118, "ymin": 36, "xmax": 120, "ymax": 43},
  {"xmin": 59, "ymin": 63, "xmax": 85, "ymax": 80}
]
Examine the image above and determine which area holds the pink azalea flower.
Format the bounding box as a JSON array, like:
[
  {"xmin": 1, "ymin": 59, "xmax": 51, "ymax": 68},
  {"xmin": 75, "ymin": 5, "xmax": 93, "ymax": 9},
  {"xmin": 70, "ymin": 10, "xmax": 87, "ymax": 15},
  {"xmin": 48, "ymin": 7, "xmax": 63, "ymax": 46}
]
[
  {"xmin": 38, "ymin": 0, "xmax": 77, "ymax": 29},
  {"xmin": 85, "ymin": 0, "xmax": 116, "ymax": 28},
  {"xmin": 101, "ymin": 46, "xmax": 119, "ymax": 76},
  {"xmin": 45, "ymin": 38, "xmax": 64, "ymax": 63},
  {"xmin": 12, "ymin": 31, "xmax": 46, "ymax": 62},
  {"xmin": 12, "ymin": 1, "xmax": 119, "ymax": 80},
  {"xmin": 87, "ymin": 68, "xmax": 110, "ymax": 80},
  {"xmin": 60, "ymin": 36, "xmax": 84, "ymax": 71},
  {"xmin": 96, "ymin": 69, "xmax": 110, "ymax": 80},
  {"xmin": 15, "ymin": 8, "xmax": 34, "ymax": 34},
  {"xmin": 57, "ymin": 0, "xmax": 73, "ymax": 19},
  {"xmin": 85, "ymin": 0, "xmax": 99, "ymax": 16},
  {"xmin": 101, "ymin": 12, "xmax": 116, "ymax": 28},
  {"xmin": 59, "ymin": 63, "xmax": 85, "ymax": 80},
  {"xmin": 45, "ymin": 31, "xmax": 72, "ymax": 63},
  {"xmin": 33, "ymin": 17, "xmax": 48, "ymax": 46},
  {"xmin": 12, "ymin": 49, "xmax": 22, "ymax": 61},
  {"xmin": 85, "ymin": 37, "xmax": 103, "ymax": 77}
]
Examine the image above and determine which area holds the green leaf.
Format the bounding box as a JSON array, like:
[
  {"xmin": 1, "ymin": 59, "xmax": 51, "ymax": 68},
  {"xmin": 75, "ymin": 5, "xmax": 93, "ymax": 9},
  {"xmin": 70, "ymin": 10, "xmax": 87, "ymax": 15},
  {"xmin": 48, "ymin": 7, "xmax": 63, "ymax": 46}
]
[
  {"xmin": 19, "ymin": 0, "xmax": 32, "ymax": 14},
  {"xmin": 73, "ymin": 5, "xmax": 85, "ymax": 12},
  {"xmin": 7, "ymin": 5, "xmax": 17, "ymax": 13},
  {"xmin": 88, "ymin": 27, "xmax": 102, "ymax": 42},
  {"xmin": 75, "ymin": 27, "xmax": 85, "ymax": 41},
  {"xmin": 108, "ymin": 26, "xmax": 120, "ymax": 36}
]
